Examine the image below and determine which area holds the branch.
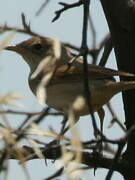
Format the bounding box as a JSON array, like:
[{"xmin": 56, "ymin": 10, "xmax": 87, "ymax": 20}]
[
  {"xmin": 0, "ymin": 13, "xmax": 43, "ymax": 38},
  {"xmin": 7, "ymin": 145, "xmax": 129, "ymax": 175},
  {"xmin": 52, "ymin": 0, "xmax": 83, "ymax": 22},
  {"xmin": 0, "ymin": 24, "xmax": 41, "ymax": 37}
]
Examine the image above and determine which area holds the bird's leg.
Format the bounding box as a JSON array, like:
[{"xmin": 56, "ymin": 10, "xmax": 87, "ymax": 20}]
[
  {"xmin": 60, "ymin": 112, "xmax": 79, "ymax": 136},
  {"xmin": 98, "ymin": 108, "xmax": 105, "ymax": 133},
  {"xmin": 45, "ymin": 112, "xmax": 68, "ymax": 156},
  {"xmin": 48, "ymin": 109, "xmax": 79, "ymax": 148},
  {"xmin": 60, "ymin": 113, "xmax": 69, "ymax": 135},
  {"xmin": 97, "ymin": 107, "xmax": 105, "ymax": 154}
]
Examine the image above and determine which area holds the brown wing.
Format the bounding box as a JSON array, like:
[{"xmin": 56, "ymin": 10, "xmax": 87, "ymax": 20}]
[{"xmin": 53, "ymin": 63, "xmax": 135, "ymax": 80}]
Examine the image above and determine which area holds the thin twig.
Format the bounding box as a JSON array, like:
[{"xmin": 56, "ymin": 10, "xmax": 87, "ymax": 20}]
[
  {"xmin": 0, "ymin": 109, "xmax": 63, "ymax": 116},
  {"xmin": 64, "ymin": 33, "xmax": 111, "ymax": 61},
  {"xmin": 44, "ymin": 167, "xmax": 64, "ymax": 180},
  {"xmin": 15, "ymin": 107, "xmax": 50, "ymax": 142},
  {"xmin": 99, "ymin": 35, "xmax": 113, "ymax": 67},
  {"xmin": 35, "ymin": 0, "xmax": 50, "ymax": 16},
  {"xmin": 88, "ymin": 13, "xmax": 97, "ymax": 63},
  {"xmin": 107, "ymin": 102, "xmax": 126, "ymax": 132},
  {"xmin": 52, "ymin": 0, "xmax": 83, "ymax": 22},
  {"xmin": 21, "ymin": 13, "xmax": 31, "ymax": 32},
  {"xmin": 64, "ymin": 42, "xmax": 94, "ymax": 56},
  {"xmin": 81, "ymin": 0, "xmax": 98, "ymax": 136},
  {"xmin": 17, "ymin": 114, "xmax": 32, "ymax": 131},
  {"xmin": 105, "ymin": 142, "xmax": 125, "ymax": 180}
]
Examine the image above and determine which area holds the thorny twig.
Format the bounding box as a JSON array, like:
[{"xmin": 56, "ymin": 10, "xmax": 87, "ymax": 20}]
[
  {"xmin": 0, "ymin": 24, "xmax": 40, "ymax": 37},
  {"xmin": 0, "ymin": 14, "xmax": 43, "ymax": 38}
]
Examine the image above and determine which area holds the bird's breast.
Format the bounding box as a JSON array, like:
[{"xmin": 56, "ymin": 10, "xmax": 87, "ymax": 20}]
[
  {"xmin": 46, "ymin": 79, "xmax": 115, "ymax": 114},
  {"xmin": 46, "ymin": 81, "xmax": 84, "ymax": 111},
  {"xmin": 29, "ymin": 78, "xmax": 116, "ymax": 115}
]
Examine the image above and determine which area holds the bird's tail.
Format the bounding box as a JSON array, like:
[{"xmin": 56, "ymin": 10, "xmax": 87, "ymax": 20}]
[{"xmin": 109, "ymin": 81, "xmax": 135, "ymax": 94}]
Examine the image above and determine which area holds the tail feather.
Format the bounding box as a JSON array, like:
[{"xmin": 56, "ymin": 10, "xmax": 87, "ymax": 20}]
[
  {"xmin": 88, "ymin": 64, "xmax": 135, "ymax": 78},
  {"xmin": 108, "ymin": 81, "xmax": 135, "ymax": 94}
]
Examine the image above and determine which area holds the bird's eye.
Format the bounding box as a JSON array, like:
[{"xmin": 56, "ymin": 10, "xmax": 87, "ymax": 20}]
[{"xmin": 33, "ymin": 43, "xmax": 42, "ymax": 50}]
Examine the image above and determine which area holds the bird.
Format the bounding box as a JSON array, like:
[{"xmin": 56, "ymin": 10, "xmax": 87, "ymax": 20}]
[{"xmin": 5, "ymin": 36, "xmax": 135, "ymax": 133}]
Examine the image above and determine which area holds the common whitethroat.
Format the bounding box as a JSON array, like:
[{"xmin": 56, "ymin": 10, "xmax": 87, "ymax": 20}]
[{"xmin": 5, "ymin": 36, "xmax": 135, "ymax": 131}]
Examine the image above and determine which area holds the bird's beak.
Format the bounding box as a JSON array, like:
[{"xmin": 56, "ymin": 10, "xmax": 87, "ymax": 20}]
[
  {"xmin": 5, "ymin": 46, "xmax": 18, "ymax": 52},
  {"xmin": 5, "ymin": 46, "xmax": 24, "ymax": 55}
]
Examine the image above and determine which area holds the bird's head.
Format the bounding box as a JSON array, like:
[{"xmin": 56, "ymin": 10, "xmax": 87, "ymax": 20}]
[{"xmin": 5, "ymin": 36, "xmax": 71, "ymax": 73}]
